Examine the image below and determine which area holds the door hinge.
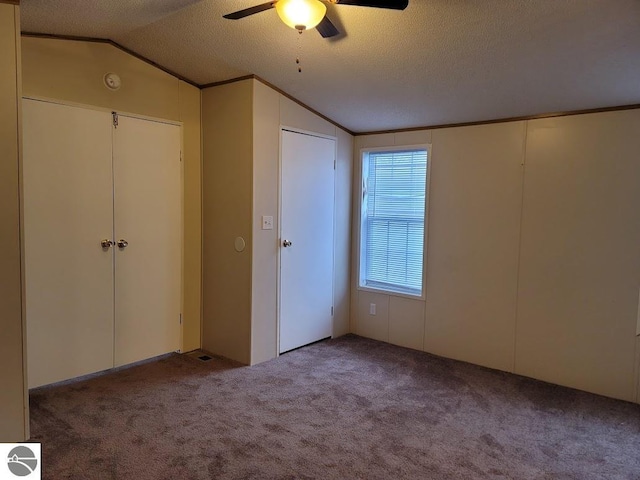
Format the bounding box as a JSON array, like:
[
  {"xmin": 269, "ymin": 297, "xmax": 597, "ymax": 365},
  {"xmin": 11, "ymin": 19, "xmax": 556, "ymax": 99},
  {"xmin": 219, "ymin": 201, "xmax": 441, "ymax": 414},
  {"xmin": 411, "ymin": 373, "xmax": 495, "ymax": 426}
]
[
  {"xmin": 180, "ymin": 150, "xmax": 183, "ymax": 162},
  {"xmin": 333, "ymin": 159, "xmax": 336, "ymax": 170},
  {"xmin": 179, "ymin": 313, "xmax": 182, "ymax": 325},
  {"xmin": 112, "ymin": 112, "xmax": 118, "ymax": 129},
  {"xmin": 331, "ymin": 306, "xmax": 334, "ymax": 316}
]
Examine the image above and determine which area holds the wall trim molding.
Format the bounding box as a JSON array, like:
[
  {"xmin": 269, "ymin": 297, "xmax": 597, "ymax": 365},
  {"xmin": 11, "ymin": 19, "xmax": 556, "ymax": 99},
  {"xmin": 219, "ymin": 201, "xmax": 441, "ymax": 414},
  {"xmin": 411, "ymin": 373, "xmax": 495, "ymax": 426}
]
[
  {"xmin": 199, "ymin": 75, "xmax": 254, "ymax": 90},
  {"xmin": 354, "ymin": 103, "xmax": 640, "ymax": 136},
  {"xmin": 1, "ymin": 1, "xmax": 20, "ymax": 5}
]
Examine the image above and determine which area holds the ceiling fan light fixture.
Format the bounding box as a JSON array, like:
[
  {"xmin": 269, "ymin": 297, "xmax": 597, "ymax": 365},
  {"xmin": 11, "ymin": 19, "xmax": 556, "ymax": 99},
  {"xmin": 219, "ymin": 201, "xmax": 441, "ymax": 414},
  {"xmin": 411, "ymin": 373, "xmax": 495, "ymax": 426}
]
[{"xmin": 275, "ymin": 0, "xmax": 327, "ymax": 31}]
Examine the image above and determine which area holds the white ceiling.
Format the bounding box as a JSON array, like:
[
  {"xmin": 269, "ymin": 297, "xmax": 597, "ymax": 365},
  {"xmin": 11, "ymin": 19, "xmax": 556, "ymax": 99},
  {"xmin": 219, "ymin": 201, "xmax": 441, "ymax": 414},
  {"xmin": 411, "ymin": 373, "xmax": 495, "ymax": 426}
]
[{"xmin": 20, "ymin": 0, "xmax": 640, "ymax": 133}]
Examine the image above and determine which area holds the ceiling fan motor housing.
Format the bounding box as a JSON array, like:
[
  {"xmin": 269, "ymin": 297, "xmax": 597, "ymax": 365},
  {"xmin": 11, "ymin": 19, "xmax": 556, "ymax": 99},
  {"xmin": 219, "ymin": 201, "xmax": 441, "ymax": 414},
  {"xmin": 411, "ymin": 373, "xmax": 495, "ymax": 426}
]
[{"xmin": 223, "ymin": 0, "xmax": 409, "ymax": 38}]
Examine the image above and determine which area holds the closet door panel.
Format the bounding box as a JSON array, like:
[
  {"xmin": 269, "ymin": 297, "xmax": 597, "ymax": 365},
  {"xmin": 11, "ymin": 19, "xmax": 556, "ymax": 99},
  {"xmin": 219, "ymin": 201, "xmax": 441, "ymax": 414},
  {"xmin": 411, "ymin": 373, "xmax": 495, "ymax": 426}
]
[
  {"xmin": 113, "ymin": 116, "xmax": 181, "ymax": 366},
  {"xmin": 23, "ymin": 99, "xmax": 115, "ymax": 388}
]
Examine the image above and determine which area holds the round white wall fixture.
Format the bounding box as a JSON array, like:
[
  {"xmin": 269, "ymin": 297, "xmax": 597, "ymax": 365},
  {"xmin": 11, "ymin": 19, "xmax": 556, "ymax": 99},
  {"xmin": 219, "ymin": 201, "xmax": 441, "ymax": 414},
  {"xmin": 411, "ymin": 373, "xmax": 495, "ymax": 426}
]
[
  {"xmin": 103, "ymin": 73, "xmax": 121, "ymax": 91},
  {"xmin": 234, "ymin": 236, "xmax": 246, "ymax": 252}
]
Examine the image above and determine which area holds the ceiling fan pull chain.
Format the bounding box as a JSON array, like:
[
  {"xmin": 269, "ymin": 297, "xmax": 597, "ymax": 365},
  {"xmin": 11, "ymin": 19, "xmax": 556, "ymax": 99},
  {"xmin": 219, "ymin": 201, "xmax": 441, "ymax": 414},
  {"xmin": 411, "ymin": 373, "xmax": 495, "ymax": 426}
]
[{"xmin": 297, "ymin": 30, "xmax": 303, "ymax": 73}]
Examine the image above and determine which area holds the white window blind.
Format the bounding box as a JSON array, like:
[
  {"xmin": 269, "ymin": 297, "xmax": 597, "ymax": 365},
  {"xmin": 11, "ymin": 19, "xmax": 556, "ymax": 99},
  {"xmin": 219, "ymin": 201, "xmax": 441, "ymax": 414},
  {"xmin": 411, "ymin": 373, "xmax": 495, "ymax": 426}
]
[{"xmin": 360, "ymin": 149, "xmax": 427, "ymax": 296}]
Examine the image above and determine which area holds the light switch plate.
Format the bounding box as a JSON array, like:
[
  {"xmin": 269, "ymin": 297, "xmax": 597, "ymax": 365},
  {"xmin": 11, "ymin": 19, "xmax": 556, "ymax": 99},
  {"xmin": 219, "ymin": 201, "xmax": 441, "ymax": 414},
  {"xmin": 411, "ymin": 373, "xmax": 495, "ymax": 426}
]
[{"xmin": 262, "ymin": 215, "xmax": 274, "ymax": 230}]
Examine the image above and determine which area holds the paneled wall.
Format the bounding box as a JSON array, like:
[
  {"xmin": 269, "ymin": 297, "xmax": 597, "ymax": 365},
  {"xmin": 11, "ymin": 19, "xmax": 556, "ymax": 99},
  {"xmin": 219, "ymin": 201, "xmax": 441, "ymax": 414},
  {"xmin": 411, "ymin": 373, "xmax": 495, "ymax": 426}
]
[
  {"xmin": 352, "ymin": 109, "xmax": 640, "ymax": 402},
  {"xmin": 0, "ymin": 2, "xmax": 27, "ymax": 441},
  {"xmin": 425, "ymin": 123, "xmax": 525, "ymax": 372},
  {"xmin": 251, "ymin": 81, "xmax": 281, "ymax": 364},
  {"xmin": 202, "ymin": 80, "xmax": 254, "ymax": 364},
  {"xmin": 251, "ymin": 89, "xmax": 353, "ymax": 364},
  {"xmin": 636, "ymin": 337, "xmax": 640, "ymax": 403},
  {"xmin": 516, "ymin": 111, "xmax": 640, "ymax": 400},
  {"xmin": 21, "ymin": 36, "xmax": 203, "ymax": 352},
  {"xmin": 203, "ymin": 78, "xmax": 353, "ymax": 365}
]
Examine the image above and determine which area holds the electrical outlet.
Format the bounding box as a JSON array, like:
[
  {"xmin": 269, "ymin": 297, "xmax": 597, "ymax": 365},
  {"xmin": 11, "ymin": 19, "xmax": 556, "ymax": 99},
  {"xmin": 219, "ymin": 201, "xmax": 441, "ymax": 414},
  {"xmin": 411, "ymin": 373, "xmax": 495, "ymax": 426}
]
[{"xmin": 369, "ymin": 303, "xmax": 376, "ymax": 315}]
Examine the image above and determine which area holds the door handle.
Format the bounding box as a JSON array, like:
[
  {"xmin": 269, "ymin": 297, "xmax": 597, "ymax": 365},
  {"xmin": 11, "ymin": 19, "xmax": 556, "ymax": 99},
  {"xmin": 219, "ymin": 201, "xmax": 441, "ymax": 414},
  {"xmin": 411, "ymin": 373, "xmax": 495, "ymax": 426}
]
[
  {"xmin": 282, "ymin": 240, "xmax": 292, "ymax": 248},
  {"xmin": 117, "ymin": 239, "xmax": 129, "ymax": 249},
  {"xmin": 101, "ymin": 239, "xmax": 114, "ymax": 249}
]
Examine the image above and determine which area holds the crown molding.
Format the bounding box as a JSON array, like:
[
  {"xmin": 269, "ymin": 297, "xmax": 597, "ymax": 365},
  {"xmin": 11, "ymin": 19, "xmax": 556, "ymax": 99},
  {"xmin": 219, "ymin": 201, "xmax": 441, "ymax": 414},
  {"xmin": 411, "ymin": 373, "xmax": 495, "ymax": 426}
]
[{"xmin": 355, "ymin": 103, "xmax": 640, "ymax": 136}]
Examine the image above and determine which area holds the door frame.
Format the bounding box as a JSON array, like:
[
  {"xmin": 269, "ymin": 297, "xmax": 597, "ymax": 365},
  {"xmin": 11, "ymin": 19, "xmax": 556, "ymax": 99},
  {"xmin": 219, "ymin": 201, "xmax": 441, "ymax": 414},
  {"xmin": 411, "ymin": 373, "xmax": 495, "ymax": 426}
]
[
  {"xmin": 21, "ymin": 96, "xmax": 186, "ymax": 353},
  {"xmin": 276, "ymin": 126, "xmax": 337, "ymax": 356}
]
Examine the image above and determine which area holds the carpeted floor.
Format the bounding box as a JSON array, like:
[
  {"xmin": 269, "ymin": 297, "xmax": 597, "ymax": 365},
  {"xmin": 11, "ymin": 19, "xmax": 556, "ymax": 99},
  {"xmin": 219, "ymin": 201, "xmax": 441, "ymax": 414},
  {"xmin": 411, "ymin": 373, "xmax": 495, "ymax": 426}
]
[{"xmin": 30, "ymin": 335, "xmax": 640, "ymax": 479}]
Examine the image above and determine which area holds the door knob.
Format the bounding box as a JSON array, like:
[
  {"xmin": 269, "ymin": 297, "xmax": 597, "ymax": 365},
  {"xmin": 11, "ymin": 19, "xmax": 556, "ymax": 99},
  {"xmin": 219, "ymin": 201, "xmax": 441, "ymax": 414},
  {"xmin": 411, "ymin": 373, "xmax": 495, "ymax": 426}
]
[
  {"xmin": 101, "ymin": 239, "xmax": 114, "ymax": 249},
  {"xmin": 117, "ymin": 239, "xmax": 129, "ymax": 249},
  {"xmin": 282, "ymin": 240, "xmax": 292, "ymax": 247}
]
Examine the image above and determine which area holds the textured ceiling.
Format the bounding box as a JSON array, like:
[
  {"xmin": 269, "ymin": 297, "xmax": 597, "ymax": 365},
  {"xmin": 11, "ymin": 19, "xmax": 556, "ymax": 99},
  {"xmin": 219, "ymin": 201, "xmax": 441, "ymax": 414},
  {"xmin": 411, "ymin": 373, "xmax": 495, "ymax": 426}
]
[{"xmin": 20, "ymin": 0, "xmax": 640, "ymax": 133}]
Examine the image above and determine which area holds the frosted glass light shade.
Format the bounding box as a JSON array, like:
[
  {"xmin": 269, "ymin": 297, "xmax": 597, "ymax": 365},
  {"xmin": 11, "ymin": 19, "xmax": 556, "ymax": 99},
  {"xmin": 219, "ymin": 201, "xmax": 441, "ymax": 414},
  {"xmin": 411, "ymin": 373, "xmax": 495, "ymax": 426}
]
[{"xmin": 276, "ymin": 0, "xmax": 327, "ymax": 31}]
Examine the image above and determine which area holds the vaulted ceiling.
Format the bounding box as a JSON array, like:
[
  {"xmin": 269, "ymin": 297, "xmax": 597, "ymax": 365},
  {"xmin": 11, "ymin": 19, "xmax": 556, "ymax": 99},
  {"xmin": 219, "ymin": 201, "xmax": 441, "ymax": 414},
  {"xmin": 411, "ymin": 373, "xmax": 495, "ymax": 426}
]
[{"xmin": 20, "ymin": 0, "xmax": 640, "ymax": 133}]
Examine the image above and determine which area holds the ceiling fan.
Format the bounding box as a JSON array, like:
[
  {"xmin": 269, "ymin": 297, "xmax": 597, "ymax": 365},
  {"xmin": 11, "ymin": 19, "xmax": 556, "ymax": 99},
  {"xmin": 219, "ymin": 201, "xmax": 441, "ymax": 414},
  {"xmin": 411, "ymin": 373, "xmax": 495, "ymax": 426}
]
[{"xmin": 223, "ymin": 0, "xmax": 409, "ymax": 38}]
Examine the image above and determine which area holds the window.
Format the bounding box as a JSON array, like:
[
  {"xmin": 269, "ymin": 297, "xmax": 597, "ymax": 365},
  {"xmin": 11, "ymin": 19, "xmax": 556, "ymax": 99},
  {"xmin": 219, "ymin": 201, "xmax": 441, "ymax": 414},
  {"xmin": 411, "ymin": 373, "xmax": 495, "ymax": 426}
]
[{"xmin": 359, "ymin": 147, "xmax": 429, "ymax": 297}]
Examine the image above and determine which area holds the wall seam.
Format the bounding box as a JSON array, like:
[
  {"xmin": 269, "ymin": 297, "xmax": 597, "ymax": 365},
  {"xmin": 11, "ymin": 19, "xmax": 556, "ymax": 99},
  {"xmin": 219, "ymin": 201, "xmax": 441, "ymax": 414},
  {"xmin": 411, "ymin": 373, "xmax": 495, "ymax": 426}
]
[
  {"xmin": 199, "ymin": 86, "xmax": 204, "ymax": 350},
  {"xmin": 350, "ymin": 138, "xmax": 360, "ymax": 335},
  {"xmin": 275, "ymin": 88, "xmax": 281, "ymax": 357},
  {"xmin": 633, "ymin": 290, "xmax": 640, "ymax": 403},
  {"xmin": 248, "ymin": 79, "xmax": 255, "ymax": 365},
  {"xmin": 178, "ymin": 80, "xmax": 183, "ymax": 353},
  {"xmin": 511, "ymin": 120, "xmax": 529, "ymax": 374},
  {"xmin": 634, "ymin": 337, "xmax": 639, "ymax": 403},
  {"xmin": 14, "ymin": 3, "xmax": 29, "ymax": 441}
]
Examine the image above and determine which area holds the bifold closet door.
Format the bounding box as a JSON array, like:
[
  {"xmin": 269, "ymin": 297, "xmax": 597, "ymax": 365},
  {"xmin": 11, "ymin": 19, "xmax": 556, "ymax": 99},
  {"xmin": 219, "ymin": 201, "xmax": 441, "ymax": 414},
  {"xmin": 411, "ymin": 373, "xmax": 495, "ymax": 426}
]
[
  {"xmin": 113, "ymin": 115, "xmax": 181, "ymax": 366},
  {"xmin": 23, "ymin": 99, "xmax": 115, "ymax": 388}
]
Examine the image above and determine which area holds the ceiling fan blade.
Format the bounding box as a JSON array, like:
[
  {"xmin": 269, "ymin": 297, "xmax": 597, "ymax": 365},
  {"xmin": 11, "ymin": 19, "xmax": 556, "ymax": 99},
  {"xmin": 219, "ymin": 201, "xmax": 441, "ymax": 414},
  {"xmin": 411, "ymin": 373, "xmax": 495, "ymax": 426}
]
[
  {"xmin": 335, "ymin": 0, "xmax": 408, "ymax": 9},
  {"xmin": 223, "ymin": 2, "xmax": 276, "ymax": 20},
  {"xmin": 316, "ymin": 15, "xmax": 340, "ymax": 38}
]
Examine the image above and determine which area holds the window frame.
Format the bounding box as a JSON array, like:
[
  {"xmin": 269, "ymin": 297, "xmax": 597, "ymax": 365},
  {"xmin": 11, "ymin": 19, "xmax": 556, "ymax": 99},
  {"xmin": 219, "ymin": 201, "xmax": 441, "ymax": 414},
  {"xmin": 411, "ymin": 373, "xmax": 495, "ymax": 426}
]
[{"xmin": 357, "ymin": 144, "xmax": 432, "ymax": 300}]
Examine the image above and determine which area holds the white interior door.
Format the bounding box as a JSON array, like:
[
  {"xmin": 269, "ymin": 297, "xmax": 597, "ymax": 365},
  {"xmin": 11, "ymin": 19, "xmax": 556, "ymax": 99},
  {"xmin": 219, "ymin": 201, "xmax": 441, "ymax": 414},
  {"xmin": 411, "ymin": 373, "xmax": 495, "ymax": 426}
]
[
  {"xmin": 113, "ymin": 115, "xmax": 181, "ymax": 366},
  {"xmin": 23, "ymin": 99, "xmax": 115, "ymax": 388},
  {"xmin": 279, "ymin": 130, "xmax": 335, "ymax": 353}
]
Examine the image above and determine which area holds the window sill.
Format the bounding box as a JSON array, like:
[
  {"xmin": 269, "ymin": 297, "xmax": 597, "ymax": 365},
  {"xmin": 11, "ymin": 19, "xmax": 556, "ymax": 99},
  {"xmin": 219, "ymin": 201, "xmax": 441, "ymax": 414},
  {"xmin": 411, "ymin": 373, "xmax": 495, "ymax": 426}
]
[{"xmin": 357, "ymin": 285, "xmax": 426, "ymax": 302}]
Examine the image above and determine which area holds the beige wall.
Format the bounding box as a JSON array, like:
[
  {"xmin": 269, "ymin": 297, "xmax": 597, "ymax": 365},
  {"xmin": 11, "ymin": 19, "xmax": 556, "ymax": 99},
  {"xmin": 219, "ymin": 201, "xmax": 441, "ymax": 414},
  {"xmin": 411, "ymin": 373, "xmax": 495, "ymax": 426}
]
[
  {"xmin": 203, "ymin": 78, "xmax": 352, "ymax": 365},
  {"xmin": 251, "ymin": 81, "xmax": 280, "ymax": 363},
  {"xmin": 0, "ymin": 2, "xmax": 28, "ymax": 441},
  {"xmin": 515, "ymin": 111, "xmax": 640, "ymax": 401},
  {"xmin": 179, "ymin": 82, "xmax": 202, "ymax": 351},
  {"xmin": 21, "ymin": 36, "xmax": 202, "ymax": 352},
  {"xmin": 353, "ymin": 109, "xmax": 640, "ymax": 402},
  {"xmin": 201, "ymin": 80, "xmax": 253, "ymax": 364},
  {"xmin": 425, "ymin": 122, "xmax": 525, "ymax": 372},
  {"xmin": 636, "ymin": 336, "xmax": 640, "ymax": 403},
  {"xmin": 22, "ymin": 37, "xmax": 181, "ymax": 121},
  {"xmin": 333, "ymin": 127, "xmax": 353, "ymax": 338}
]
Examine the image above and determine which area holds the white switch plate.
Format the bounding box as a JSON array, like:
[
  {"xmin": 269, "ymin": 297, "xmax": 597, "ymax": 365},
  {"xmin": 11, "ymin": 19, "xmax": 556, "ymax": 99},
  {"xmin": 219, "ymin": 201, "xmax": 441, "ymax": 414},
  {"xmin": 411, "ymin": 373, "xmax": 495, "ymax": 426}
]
[
  {"xmin": 262, "ymin": 215, "xmax": 274, "ymax": 230},
  {"xmin": 369, "ymin": 303, "xmax": 376, "ymax": 315}
]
